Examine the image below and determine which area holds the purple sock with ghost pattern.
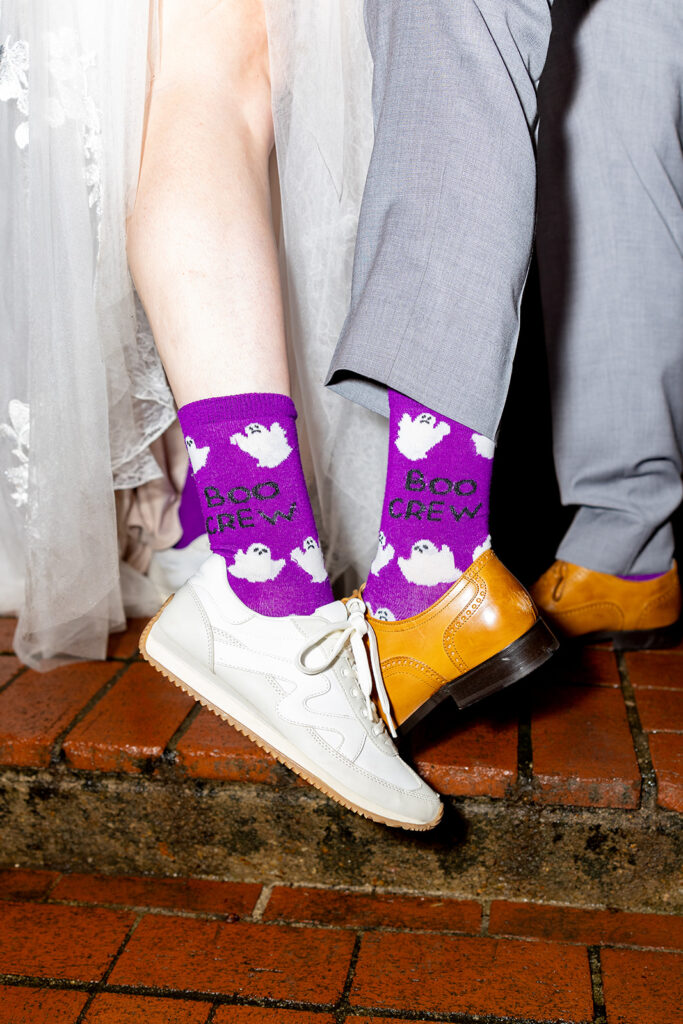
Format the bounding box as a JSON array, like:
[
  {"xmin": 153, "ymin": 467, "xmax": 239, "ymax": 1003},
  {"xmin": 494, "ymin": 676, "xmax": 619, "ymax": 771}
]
[
  {"xmin": 178, "ymin": 393, "xmax": 333, "ymax": 616},
  {"xmin": 363, "ymin": 390, "xmax": 494, "ymax": 621}
]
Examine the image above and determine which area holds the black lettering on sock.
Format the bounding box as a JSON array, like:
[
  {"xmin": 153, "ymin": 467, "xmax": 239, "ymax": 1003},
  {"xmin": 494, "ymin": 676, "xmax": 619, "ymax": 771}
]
[
  {"xmin": 427, "ymin": 500, "xmax": 444, "ymax": 521},
  {"xmin": 449, "ymin": 503, "xmax": 482, "ymax": 522},
  {"xmin": 237, "ymin": 508, "xmax": 254, "ymax": 528},
  {"xmin": 429, "ymin": 476, "xmax": 452, "ymax": 496},
  {"xmin": 453, "ymin": 479, "xmax": 477, "ymax": 496},
  {"xmin": 406, "ymin": 469, "xmax": 425, "ymax": 491},
  {"xmin": 389, "ymin": 497, "xmax": 404, "ymax": 518},
  {"xmin": 253, "ymin": 481, "xmax": 279, "ymax": 501},
  {"xmin": 204, "ymin": 486, "xmax": 225, "ymax": 507},
  {"xmin": 217, "ymin": 511, "xmax": 236, "ymax": 531},
  {"xmin": 205, "ymin": 516, "xmax": 217, "ymax": 535},
  {"xmin": 257, "ymin": 500, "xmax": 297, "ymax": 525},
  {"xmin": 405, "ymin": 499, "xmax": 425, "ymax": 520},
  {"xmin": 228, "ymin": 485, "xmax": 251, "ymax": 505}
]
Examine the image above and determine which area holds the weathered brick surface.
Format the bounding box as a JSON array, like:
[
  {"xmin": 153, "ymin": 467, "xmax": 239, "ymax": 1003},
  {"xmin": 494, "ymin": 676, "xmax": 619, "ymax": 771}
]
[
  {"xmin": 0, "ymin": 985, "xmax": 88, "ymax": 1023},
  {"xmin": 626, "ymin": 651, "xmax": 683, "ymax": 690},
  {"xmin": 350, "ymin": 932, "xmax": 594, "ymax": 1021},
  {"xmin": 411, "ymin": 707, "xmax": 518, "ymax": 798},
  {"xmin": 531, "ymin": 684, "xmax": 641, "ymax": 807},
  {"xmin": 649, "ymin": 733, "xmax": 683, "ymax": 811},
  {"xmin": 51, "ymin": 872, "xmax": 261, "ymax": 917},
  {"xmin": 0, "ymin": 619, "xmax": 18, "ymax": 654},
  {"xmin": 106, "ymin": 618, "xmax": 147, "ymax": 660},
  {"xmin": 0, "ymin": 868, "xmax": 58, "ymax": 902},
  {"xmin": 63, "ymin": 663, "xmax": 193, "ymax": 772},
  {"xmin": 82, "ymin": 993, "xmax": 210, "ymax": 1023},
  {"xmin": 109, "ymin": 915, "xmax": 355, "ymax": 1003},
  {"xmin": 213, "ymin": 1010, "xmax": 335, "ymax": 1024},
  {"xmin": 264, "ymin": 886, "xmax": 481, "ymax": 933},
  {"xmin": 601, "ymin": 948, "xmax": 683, "ymax": 1024},
  {"xmin": 174, "ymin": 707, "xmax": 282, "ymax": 784},
  {"xmin": 556, "ymin": 648, "xmax": 622, "ymax": 688},
  {"xmin": 633, "ymin": 687, "xmax": 683, "ymax": 733},
  {"xmin": 489, "ymin": 900, "xmax": 683, "ymax": 950},
  {"xmin": 0, "ymin": 657, "xmax": 21, "ymax": 688},
  {"xmin": 0, "ymin": 902, "xmax": 133, "ymax": 981},
  {"xmin": 0, "ymin": 663, "xmax": 117, "ymax": 767}
]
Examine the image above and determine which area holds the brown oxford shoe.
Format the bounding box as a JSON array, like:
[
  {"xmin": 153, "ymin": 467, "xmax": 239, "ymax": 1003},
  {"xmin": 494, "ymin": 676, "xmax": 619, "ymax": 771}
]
[
  {"xmin": 363, "ymin": 549, "xmax": 558, "ymax": 737},
  {"xmin": 530, "ymin": 560, "xmax": 682, "ymax": 651}
]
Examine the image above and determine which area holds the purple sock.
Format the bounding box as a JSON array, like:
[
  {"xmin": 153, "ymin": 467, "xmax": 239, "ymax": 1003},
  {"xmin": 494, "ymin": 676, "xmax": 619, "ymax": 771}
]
[
  {"xmin": 174, "ymin": 463, "xmax": 205, "ymax": 549},
  {"xmin": 363, "ymin": 390, "xmax": 494, "ymax": 621},
  {"xmin": 617, "ymin": 573, "xmax": 666, "ymax": 582},
  {"xmin": 177, "ymin": 393, "xmax": 333, "ymax": 616}
]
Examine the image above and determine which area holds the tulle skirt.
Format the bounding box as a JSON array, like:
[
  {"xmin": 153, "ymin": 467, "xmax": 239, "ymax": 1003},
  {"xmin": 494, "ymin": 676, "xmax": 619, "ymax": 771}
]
[{"xmin": 0, "ymin": 0, "xmax": 387, "ymax": 668}]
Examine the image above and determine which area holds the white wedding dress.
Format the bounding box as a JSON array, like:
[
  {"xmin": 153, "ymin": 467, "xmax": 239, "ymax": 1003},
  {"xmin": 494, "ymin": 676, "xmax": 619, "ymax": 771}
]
[{"xmin": 0, "ymin": 1, "xmax": 387, "ymax": 668}]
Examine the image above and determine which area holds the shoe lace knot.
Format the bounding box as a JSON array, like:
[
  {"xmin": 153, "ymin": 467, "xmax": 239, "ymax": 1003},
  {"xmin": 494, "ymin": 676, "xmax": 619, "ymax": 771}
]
[{"xmin": 295, "ymin": 596, "xmax": 397, "ymax": 738}]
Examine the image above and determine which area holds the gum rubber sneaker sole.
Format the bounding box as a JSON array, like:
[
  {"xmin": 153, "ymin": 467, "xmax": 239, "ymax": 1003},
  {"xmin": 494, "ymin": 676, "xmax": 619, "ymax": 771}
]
[{"xmin": 139, "ymin": 601, "xmax": 443, "ymax": 831}]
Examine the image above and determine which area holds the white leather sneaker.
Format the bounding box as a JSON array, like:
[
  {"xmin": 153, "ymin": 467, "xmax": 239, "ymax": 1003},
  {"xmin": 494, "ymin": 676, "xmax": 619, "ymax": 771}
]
[{"xmin": 140, "ymin": 554, "xmax": 442, "ymax": 830}]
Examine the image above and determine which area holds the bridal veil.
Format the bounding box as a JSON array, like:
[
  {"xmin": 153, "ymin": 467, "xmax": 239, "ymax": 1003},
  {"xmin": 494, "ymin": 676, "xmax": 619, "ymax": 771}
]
[{"xmin": 0, "ymin": 0, "xmax": 385, "ymax": 667}]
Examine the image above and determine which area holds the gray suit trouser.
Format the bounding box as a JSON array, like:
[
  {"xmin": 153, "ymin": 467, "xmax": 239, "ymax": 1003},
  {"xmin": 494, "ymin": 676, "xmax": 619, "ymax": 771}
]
[{"xmin": 325, "ymin": 0, "xmax": 683, "ymax": 575}]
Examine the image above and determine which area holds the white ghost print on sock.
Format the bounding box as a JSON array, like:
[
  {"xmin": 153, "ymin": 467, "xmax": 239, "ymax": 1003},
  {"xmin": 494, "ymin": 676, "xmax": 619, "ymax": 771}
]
[
  {"xmin": 369, "ymin": 531, "xmax": 395, "ymax": 576},
  {"xmin": 471, "ymin": 432, "xmax": 495, "ymax": 459},
  {"xmin": 395, "ymin": 412, "xmax": 451, "ymax": 460},
  {"xmin": 369, "ymin": 604, "xmax": 396, "ymax": 622},
  {"xmin": 228, "ymin": 543, "xmax": 285, "ymax": 582},
  {"xmin": 290, "ymin": 536, "xmax": 327, "ymax": 583},
  {"xmin": 229, "ymin": 422, "xmax": 292, "ymax": 468},
  {"xmin": 472, "ymin": 535, "xmax": 492, "ymax": 562},
  {"xmin": 398, "ymin": 539, "xmax": 462, "ymax": 587},
  {"xmin": 185, "ymin": 436, "xmax": 210, "ymax": 473}
]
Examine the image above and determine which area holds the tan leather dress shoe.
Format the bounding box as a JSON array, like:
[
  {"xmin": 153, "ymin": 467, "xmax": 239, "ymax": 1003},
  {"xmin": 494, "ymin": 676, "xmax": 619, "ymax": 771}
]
[
  {"xmin": 530, "ymin": 560, "xmax": 682, "ymax": 651},
  {"xmin": 364, "ymin": 549, "xmax": 558, "ymax": 736}
]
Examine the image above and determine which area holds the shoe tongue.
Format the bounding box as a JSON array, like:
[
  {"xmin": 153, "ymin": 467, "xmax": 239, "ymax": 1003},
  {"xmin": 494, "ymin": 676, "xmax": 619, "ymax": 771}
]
[{"xmin": 312, "ymin": 599, "xmax": 348, "ymax": 623}]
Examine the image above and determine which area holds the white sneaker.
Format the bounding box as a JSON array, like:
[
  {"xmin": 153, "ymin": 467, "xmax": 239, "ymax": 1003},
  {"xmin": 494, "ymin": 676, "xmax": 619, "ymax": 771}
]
[{"xmin": 140, "ymin": 554, "xmax": 443, "ymax": 830}]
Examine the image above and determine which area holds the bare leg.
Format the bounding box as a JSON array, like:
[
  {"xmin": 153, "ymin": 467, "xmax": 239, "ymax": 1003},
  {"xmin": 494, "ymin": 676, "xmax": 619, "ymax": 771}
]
[{"xmin": 127, "ymin": 0, "xmax": 289, "ymax": 406}]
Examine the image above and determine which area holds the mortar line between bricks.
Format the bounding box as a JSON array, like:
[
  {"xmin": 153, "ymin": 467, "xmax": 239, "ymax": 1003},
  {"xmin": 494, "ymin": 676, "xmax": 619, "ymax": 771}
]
[
  {"xmin": 205, "ymin": 1003, "xmax": 219, "ymax": 1024},
  {"xmin": 97, "ymin": 911, "xmax": 144, "ymax": 993},
  {"xmin": 41, "ymin": 872, "xmax": 64, "ymax": 901},
  {"xmin": 74, "ymin": 987, "xmax": 98, "ymax": 1024},
  {"xmin": 0, "ymin": 977, "xmax": 337, "ymax": 1013},
  {"xmin": 0, "ymin": 976, "xmax": 609, "ymax": 1024},
  {"xmin": 343, "ymin": 1009, "xmax": 569, "ymax": 1023},
  {"xmin": 480, "ymin": 899, "xmax": 491, "ymax": 935},
  {"xmin": 516, "ymin": 694, "xmax": 534, "ymax": 797},
  {"xmin": 616, "ymin": 652, "xmax": 657, "ymax": 812},
  {"xmin": 10, "ymin": 894, "xmax": 683, "ymax": 949},
  {"xmin": 162, "ymin": 701, "xmax": 203, "ymax": 765},
  {"xmin": 251, "ymin": 882, "xmax": 274, "ymax": 921},
  {"xmin": 344, "ymin": 1011, "xmax": 569, "ymax": 1024},
  {"xmin": 587, "ymin": 945, "xmax": 607, "ymax": 1024},
  {"xmin": 0, "ymin": 664, "xmax": 27, "ymax": 695},
  {"xmin": 8, "ymin": 895, "xmax": 683, "ymax": 949},
  {"xmin": 49, "ymin": 658, "xmax": 138, "ymax": 766},
  {"xmin": 334, "ymin": 932, "xmax": 362, "ymax": 1024}
]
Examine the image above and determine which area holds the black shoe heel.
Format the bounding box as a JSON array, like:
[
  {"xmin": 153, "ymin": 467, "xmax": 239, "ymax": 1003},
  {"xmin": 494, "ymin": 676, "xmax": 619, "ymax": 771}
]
[
  {"xmin": 446, "ymin": 618, "xmax": 559, "ymax": 710},
  {"xmin": 397, "ymin": 619, "xmax": 558, "ymax": 736},
  {"xmin": 609, "ymin": 620, "xmax": 682, "ymax": 652}
]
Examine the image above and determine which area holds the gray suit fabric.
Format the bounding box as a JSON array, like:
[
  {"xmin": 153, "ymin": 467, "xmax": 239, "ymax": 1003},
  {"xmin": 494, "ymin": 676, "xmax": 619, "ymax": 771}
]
[
  {"xmin": 537, "ymin": 0, "xmax": 683, "ymax": 575},
  {"xmin": 327, "ymin": 0, "xmax": 683, "ymax": 575},
  {"xmin": 325, "ymin": 0, "xmax": 552, "ymax": 439}
]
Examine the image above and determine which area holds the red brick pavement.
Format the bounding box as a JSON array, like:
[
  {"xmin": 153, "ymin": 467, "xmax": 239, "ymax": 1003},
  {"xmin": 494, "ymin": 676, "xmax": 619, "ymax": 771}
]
[
  {"xmin": 0, "ymin": 618, "xmax": 682, "ymax": 1020},
  {"xmin": 1, "ymin": 617, "xmax": 680, "ymax": 811},
  {"xmin": 0, "ymin": 867, "xmax": 680, "ymax": 1023}
]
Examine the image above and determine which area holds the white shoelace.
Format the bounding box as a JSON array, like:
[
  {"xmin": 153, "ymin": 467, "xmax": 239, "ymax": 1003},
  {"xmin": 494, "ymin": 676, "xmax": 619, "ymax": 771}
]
[{"xmin": 295, "ymin": 596, "xmax": 398, "ymax": 739}]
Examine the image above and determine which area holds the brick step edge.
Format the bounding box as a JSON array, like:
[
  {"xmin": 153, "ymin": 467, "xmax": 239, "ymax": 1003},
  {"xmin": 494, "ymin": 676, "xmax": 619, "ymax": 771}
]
[{"xmin": 1, "ymin": 769, "xmax": 681, "ymax": 913}]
